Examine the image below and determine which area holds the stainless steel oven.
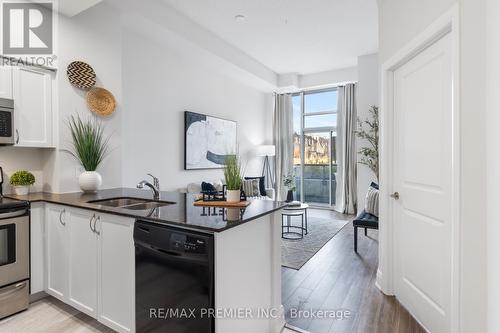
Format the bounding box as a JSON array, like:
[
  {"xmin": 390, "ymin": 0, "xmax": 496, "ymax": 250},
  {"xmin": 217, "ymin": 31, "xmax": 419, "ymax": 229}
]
[
  {"xmin": 0, "ymin": 201, "xmax": 29, "ymax": 319},
  {"xmin": 0, "ymin": 98, "xmax": 14, "ymax": 145}
]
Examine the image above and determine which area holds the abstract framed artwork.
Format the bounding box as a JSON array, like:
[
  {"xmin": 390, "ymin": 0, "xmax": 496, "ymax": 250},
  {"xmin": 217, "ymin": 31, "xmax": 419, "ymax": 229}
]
[{"xmin": 184, "ymin": 111, "xmax": 237, "ymax": 170}]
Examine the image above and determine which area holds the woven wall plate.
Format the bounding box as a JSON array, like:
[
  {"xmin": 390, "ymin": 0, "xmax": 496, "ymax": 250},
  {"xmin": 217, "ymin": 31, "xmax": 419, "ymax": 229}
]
[
  {"xmin": 67, "ymin": 61, "xmax": 96, "ymax": 89},
  {"xmin": 86, "ymin": 87, "xmax": 116, "ymax": 116}
]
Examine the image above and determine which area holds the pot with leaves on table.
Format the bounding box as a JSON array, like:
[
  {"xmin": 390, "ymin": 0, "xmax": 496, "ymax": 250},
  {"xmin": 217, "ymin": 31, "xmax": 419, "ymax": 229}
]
[
  {"xmin": 224, "ymin": 155, "xmax": 242, "ymax": 203},
  {"xmin": 67, "ymin": 115, "xmax": 111, "ymax": 193},
  {"xmin": 10, "ymin": 170, "xmax": 35, "ymax": 195}
]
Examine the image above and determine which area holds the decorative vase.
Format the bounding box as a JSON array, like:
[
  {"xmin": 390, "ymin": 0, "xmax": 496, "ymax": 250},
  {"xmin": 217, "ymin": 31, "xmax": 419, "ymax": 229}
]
[
  {"xmin": 79, "ymin": 171, "xmax": 102, "ymax": 193},
  {"xmin": 226, "ymin": 189, "xmax": 241, "ymax": 203},
  {"xmin": 13, "ymin": 185, "xmax": 29, "ymax": 196},
  {"xmin": 286, "ymin": 190, "xmax": 294, "ymax": 202}
]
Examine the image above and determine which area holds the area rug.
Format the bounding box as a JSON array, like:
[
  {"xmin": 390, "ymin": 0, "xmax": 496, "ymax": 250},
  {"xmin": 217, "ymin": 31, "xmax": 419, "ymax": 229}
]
[{"xmin": 281, "ymin": 216, "xmax": 349, "ymax": 270}]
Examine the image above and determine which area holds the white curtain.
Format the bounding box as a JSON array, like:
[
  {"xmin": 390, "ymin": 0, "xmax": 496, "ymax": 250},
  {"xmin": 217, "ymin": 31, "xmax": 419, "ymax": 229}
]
[
  {"xmin": 273, "ymin": 93, "xmax": 293, "ymax": 201},
  {"xmin": 335, "ymin": 84, "xmax": 358, "ymax": 214}
]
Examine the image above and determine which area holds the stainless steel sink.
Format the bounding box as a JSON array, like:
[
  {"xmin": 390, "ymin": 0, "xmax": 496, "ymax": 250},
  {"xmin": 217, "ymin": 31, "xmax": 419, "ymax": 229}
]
[
  {"xmin": 123, "ymin": 202, "xmax": 168, "ymax": 210},
  {"xmin": 88, "ymin": 197, "xmax": 174, "ymax": 210}
]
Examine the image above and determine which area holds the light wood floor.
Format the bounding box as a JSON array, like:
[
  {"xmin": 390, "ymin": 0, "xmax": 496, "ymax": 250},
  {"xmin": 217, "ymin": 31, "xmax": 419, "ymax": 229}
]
[
  {"xmin": 0, "ymin": 296, "xmax": 301, "ymax": 333},
  {"xmin": 0, "ymin": 209, "xmax": 424, "ymax": 333},
  {"xmin": 0, "ymin": 297, "xmax": 114, "ymax": 332},
  {"xmin": 282, "ymin": 208, "xmax": 425, "ymax": 333}
]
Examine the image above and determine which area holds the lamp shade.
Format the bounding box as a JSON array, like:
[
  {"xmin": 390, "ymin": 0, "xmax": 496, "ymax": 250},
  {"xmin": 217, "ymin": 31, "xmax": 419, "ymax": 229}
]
[{"xmin": 255, "ymin": 145, "xmax": 275, "ymax": 157}]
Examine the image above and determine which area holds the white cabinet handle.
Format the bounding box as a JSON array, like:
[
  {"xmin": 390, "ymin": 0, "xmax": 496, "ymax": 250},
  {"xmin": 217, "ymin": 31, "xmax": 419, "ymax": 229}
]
[
  {"xmin": 15, "ymin": 129, "xmax": 19, "ymax": 144},
  {"xmin": 59, "ymin": 209, "xmax": 66, "ymax": 226},
  {"xmin": 93, "ymin": 216, "xmax": 100, "ymax": 236},
  {"xmin": 89, "ymin": 214, "xmax": 96, "ymax": 232}
]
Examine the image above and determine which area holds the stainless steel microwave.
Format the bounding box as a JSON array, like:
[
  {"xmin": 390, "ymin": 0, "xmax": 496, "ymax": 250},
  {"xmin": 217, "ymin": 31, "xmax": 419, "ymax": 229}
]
[{"xmin": 0, "ymin": 98, "xmax": 14, "ymax": 145}]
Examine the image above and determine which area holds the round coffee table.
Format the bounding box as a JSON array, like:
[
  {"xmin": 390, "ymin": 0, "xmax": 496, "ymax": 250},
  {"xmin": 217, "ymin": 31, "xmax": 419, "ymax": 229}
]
[{"xmin": 281, "ymin": 203, "xmax": 309, "ymax": 240}]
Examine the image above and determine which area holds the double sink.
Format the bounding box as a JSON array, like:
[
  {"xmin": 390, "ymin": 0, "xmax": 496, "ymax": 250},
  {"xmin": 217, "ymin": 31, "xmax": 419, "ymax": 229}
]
[{"xmin": 88, "ymin": 197, "xmax": 174, "ymax": 211}]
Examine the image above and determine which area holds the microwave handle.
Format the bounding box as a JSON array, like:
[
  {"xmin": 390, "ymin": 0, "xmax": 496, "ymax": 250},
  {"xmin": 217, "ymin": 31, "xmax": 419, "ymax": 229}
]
[{"xmin": 15, "ymin": 129, "xmax": 19, "ymax": 144}]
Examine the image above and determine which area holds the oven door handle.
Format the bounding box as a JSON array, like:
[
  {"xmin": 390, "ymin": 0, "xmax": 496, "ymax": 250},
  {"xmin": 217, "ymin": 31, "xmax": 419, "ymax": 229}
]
[
  {"xmin": 0, "ymin": 209, "xmax": 28, "ymax": 219},
  {"xmin": 0, "ymin": 281, "xmax": 27, "ymax": 300}
]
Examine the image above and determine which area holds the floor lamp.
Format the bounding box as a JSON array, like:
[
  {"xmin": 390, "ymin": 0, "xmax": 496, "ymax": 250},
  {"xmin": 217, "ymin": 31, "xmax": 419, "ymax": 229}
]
[{"xmin": 256, "ymin": 145, "xmax": 275, "ymax": 189}]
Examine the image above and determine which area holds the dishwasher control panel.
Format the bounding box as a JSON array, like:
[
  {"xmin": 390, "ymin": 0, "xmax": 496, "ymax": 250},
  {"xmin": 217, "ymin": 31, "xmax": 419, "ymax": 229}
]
[{"xmin": 170, "ymin": 233, "xmax": 207, "ymax": 254}]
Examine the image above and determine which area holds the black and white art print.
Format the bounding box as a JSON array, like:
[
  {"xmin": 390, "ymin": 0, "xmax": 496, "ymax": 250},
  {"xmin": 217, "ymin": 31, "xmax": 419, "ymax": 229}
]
[{"xmin": 184, "ymin": 111, "xmax": 237, "ymax": 170}]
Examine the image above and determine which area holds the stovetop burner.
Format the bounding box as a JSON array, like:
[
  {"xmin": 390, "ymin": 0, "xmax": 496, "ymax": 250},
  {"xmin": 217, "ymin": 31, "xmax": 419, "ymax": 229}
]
[{"xmin": 0, "ymin": 197, "xmax": 29, "ymax": 210}]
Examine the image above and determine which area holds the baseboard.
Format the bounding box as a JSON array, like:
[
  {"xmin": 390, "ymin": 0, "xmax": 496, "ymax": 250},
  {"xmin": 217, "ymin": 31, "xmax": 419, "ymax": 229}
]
[{"xmin": 29, "ymin": 291, "xmax": 49, "ymax": 303}]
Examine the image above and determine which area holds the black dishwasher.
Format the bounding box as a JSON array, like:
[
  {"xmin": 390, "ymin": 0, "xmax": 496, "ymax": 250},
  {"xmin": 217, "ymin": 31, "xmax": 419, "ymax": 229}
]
[{"xmin": 134, "ymin": 220, "xmax": 214, "ymax": 333}]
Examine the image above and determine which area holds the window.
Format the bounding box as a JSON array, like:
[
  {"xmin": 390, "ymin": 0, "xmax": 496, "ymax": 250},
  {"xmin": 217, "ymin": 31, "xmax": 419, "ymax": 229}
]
[{"xmin": 292, "ymin": 88, "xmax": 338, "ymax": 206}]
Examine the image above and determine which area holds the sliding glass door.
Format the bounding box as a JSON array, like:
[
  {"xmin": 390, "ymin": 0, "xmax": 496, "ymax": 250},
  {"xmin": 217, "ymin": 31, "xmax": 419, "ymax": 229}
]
[{"xmin": 293, "ymin": 89, "xmax": 338, "ymax": 207}]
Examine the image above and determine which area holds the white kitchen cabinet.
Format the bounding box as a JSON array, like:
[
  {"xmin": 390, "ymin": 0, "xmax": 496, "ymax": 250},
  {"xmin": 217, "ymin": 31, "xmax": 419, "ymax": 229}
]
[
  {"xmin": 0, "ymin": 66, "xmax": 13, "ymax": 99},
  {"xmin": 97, "ymin": 213, "xmax": 135, "ymax": 333},
  {"xmin": 45, "ymin": 204, "xmax": 68, "ymax": 301},
  {"xmin": 41, "ymin": 205, "xmax": 135, "ymax": 333},
  {"xmin": 30, "ymin": 202, "xmax": 45, "ymax": 294},
  {"xmin": 67, "ymin": 208, "xmax": 99, "ymax": 317},
  {"xmin": 12, "ymin": 67, "xmax": 53, "ymax": 147}
]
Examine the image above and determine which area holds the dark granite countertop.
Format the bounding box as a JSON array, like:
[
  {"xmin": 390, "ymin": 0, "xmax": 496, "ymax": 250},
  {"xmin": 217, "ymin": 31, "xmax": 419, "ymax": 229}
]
[{"xmin": 6, "ymin": 188, "xmax": 286, "ymax": 233}]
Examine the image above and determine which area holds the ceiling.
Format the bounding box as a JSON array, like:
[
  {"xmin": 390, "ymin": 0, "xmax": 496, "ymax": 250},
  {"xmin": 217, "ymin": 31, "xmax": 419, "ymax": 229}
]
[{"xmin": 162, "ymin": 0, "xmax": 378, "ymax": 75}]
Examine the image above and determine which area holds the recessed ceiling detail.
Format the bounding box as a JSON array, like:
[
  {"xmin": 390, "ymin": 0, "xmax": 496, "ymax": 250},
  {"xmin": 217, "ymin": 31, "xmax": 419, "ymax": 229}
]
[{"xmin": 162, "ymin": 0, "xmax": 378, "ymax": 74}]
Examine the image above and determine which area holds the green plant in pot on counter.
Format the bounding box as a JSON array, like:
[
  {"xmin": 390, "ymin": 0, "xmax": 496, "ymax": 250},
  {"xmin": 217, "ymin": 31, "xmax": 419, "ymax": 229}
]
[
  {"xmin": 67, "ymin": 114, "xmax": 111, "ymax": 193},
  {"xmin": 224, "ymin": 155, "xmax": 242, "ymax": 203},
  {"xmin": 10, "ymin": 170, "xmax": 35, "ymax": 196}
]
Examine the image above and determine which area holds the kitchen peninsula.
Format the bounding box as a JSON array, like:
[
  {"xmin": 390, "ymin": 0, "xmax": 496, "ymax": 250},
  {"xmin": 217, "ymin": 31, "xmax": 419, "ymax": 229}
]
[{"xmin": 8, "ymin": 188, "xmax": 286, "ymax": 333}]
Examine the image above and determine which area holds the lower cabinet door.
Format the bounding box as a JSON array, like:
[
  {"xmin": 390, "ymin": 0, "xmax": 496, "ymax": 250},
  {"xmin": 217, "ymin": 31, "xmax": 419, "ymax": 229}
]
[
  {"xmin": 46, "ymin": 205, "xmax": 68, "ymax": 300},
  {"xmin": 67, "ymin": 209, "xmax": 98, "ymax": 317},
  {"xmin": 97, "ymin": 214, "xmax": 135, "ymax": 333}
]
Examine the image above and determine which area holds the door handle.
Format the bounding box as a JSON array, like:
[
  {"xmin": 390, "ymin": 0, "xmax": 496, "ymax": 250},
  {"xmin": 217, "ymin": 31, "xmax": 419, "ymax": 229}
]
[
  {"xmin": 59, "ymin": 209, "xmax": 66, "ymax": 226},
  {"xmin": 15, "ymin": 129, "xmax": 19, "ymax": 144},
  {"xmin": 89, "ymin": 214, "xmax": 96, "ymax": 232},
  {"xmin": 390, "ymin": 192, "xmax": 400, "ymax": 200}
]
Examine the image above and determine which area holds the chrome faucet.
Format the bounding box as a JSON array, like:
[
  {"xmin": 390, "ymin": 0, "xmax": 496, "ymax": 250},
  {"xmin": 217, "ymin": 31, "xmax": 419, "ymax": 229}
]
[{"xmin": 137, "ymin": 174, "xmax": 160, "ymax": 200}]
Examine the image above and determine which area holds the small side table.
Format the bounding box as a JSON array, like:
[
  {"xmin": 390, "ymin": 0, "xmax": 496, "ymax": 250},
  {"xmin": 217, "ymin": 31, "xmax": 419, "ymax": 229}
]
[{"xmin": 281, "ymin": 203, "xmax": 309, "ymax": 240}]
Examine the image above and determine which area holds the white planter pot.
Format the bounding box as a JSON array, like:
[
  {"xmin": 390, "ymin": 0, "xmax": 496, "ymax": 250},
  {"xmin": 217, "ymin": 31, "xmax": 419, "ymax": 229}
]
[
  {"xmin": 12, "ymin": 185, "xmax": 29, "ymax": 196},
  {"xmin": 226, "ymin": 189, "xmax": 241, "ymax": 203},
  {"xmin": 79, "ymin": 171, "xmax": 102, "ymax": 193}
]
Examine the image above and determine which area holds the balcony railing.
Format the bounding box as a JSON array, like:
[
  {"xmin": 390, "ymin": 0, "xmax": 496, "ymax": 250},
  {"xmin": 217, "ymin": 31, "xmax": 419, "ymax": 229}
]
[{"xmin": 293, "ymin": 164, "xmax": 337, "ymax": 205}]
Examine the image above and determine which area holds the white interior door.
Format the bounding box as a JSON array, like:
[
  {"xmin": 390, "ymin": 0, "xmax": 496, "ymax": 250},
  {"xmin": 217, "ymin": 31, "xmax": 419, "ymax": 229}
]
[{"xmin": 393, "ymin": 32, "xmax": 453, "ymax": 333}]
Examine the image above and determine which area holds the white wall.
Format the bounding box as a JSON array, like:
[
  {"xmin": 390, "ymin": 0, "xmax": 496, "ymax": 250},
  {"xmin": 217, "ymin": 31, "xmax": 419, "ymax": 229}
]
[
  {"xmin": 378, "ymin": 0, "xmax": 487, "ymax": 332},
  {"xmin": 53, "ymin": 3, "xmax": 123, "ymax": 193},
  {"xmin": 486, "ymin": 1, "xmax": 500, "ymax": 332},
  {"xmin": 379, "ymin": 0, "xmax": 456, "ymax": 62},
  {"xmin": 356, "ymin": 53, "xmax": 379, "ymax": 213},
  {"xmin": 121, "ymin": 27, "xmax": 272, "ymax": 191},
  {"xmin": 0, "ymin": 1, "xmax": 272, "ymax": 194},
  {"xmin": 0, "ymin": 147, "xmax": 46, "ymax": 193},
  {"xmin": 299, "ymin": 67, "xmax": 358, "ymax": 89}
]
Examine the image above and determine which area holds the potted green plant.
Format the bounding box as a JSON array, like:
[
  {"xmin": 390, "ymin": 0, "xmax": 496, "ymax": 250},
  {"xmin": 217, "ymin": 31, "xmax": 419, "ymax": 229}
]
[
  {"xmin": 224, "ymin": 155, "xmax": 242, "ymax": 203},
  {"xmin": 10, "ymin": 170, "xmax": 35, "ymax": 195},
  {"xmin": 355, "ymin": 105, "xmax": 379, "ymax": 180},
  {"xmin": 67, "ymin": 115, "xmax": 111, "ymax": 193},
  {"xmin": 283, "ymin": 172, "xmax": 296, "ymax": 202}
]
